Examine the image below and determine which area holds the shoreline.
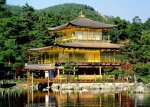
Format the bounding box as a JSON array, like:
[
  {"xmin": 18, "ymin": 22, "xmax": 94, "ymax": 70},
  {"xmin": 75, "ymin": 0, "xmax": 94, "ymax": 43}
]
[
  {"xmin": 1, "ymin": 82, "xmax": 150, "ymax": 93},
  {"xmin": 50, "ymin": 82, "xmax": 150, "ymax": 93},
  {"xmin": 52, "ymin": 82, "xmax": 134, "ymax": 92}
]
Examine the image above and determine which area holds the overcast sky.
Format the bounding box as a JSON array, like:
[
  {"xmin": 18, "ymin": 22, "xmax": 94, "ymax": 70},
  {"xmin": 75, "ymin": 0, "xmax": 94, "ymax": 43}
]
[{"xmin": 7, "ymin": 0, "xmax": 150, "ymax": 22}]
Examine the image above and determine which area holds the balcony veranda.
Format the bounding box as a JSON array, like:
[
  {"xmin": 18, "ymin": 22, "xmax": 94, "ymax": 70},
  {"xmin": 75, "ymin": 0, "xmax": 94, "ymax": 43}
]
[{"xmin": 27, "ymin": 75, "xmax": 128, "ymax": 83}]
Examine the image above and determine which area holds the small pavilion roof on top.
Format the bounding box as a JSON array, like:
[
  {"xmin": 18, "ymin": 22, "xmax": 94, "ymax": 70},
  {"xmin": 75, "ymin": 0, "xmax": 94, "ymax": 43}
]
[
  {"xmin": 29, "ymin": 15, "xmax": 122, "ymax": 52},
  {"xmin": 48, "ymin": 15, "xmax": 116, "ymax": 32}
]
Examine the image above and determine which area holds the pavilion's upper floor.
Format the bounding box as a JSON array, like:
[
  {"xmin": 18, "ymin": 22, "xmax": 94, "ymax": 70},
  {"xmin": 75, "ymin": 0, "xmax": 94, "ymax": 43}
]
[{"xmin": 48, "ymin": 16, "xmax": 116, "ymax": 44}]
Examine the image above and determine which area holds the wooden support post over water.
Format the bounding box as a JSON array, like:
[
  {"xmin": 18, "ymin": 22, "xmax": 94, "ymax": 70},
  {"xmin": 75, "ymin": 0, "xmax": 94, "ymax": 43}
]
[
  {"xmin": 48, "ymin": 71, "xmax": 49, "ymax": 89},
  {"xmin": 73, "ymin": 66, "xmax": 76, "ymax": 75},
  {"xmin": 99, "ymin": 66, "xmax": 102, "ymax": 79},
  {"xmin": 44, "ymin": 70, "xmax": 50, "ymax": 89},
  {"xmin": 27, "ymin": 70, "xmax": 30, "ymax": 86},
  {"xmin": 57, "ymin": 69, "xmax": 60, "ymax": 83}
]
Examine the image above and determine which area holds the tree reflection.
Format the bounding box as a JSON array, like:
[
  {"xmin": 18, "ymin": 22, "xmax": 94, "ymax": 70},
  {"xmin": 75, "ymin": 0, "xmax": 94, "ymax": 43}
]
[{"xmin": 0, "ymin": 89, "xmax": 150, "ymax": 107}]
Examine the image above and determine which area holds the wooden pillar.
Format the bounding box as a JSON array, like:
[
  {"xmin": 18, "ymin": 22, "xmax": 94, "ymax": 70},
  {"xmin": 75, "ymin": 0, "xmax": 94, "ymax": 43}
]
[
  {"xmin": 74, "ymin": 49, "xmax": 75, "ymax": 62},
  {"xmin": 63, "ymin": 48, "xmax": 65, "ymax": 62},
  {"xmin": 108, "ymin": 35, "xmax": 110, "ymax": 42},
  {"xmin": 27, "ymin": 70, "xmax": 30, "ymax": 86},
  {"xmin": 84, "ymin": 70, "xmax": 86, "ymax": 75},
  {"xmin": 108, "ymin": 50, "xmax": 110, "ymax": 62},
  {"xmin": 104, "ymin": 50, "xmax": 106, "ymax": 62},
  {"xmin": 99, "ymin": 50, "xmax": 101, "ymax": 62},
  {"xmin": 114, "ymin": 50, "xmax": 116, "ymax": 62},
  {"xmin": 49, "ymin": 53, "xmax": 50, "ymax": 63},
  {"xmin": 40, "ymin": 53, "xmax": 42, "ymax": 64},
  {"xmin": 99, "ymin": 66, "xmax": 102, "ymax": 79},
  {"xmin": 63, "ymin": 69, "xmax": 64, "ymax": 75},
  {"xmin": 57, "ymin": 68, "xmax": 60, "ymax": 83},
  {"xmin": 94, "ymin": 70, "xmax": 96, "ymax": 81},
  {"xmin": 48, "ymin": 74, "xmax": 50, "ymax": 89},
  {"xmin": 32, "ymin": 72, "xmax": 33, "ymax": 88},
  {"xmin": 57, "ymin": 69, "xmax": 60, "ymax": 78},
  {"xmin": 94, "ymin": 54, "xmax": 95, "ymax": 62},
  {"xmin": 44, "ymin": 53, "xmax": 46, "ymax": 64},
  {"xmin": 73, "ymin": 67, "xmax": 76, "ymax": 75},
  {"xmin": 44, "ymin": 70, "xmax": 50, "ymax": 88}
]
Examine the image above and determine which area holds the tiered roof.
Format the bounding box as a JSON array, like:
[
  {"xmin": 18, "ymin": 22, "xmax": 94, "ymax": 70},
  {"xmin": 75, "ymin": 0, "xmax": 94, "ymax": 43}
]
[
  {"xmin": 48, "ymin": 16, "xmax": 116, "ymax": 31},
  {"xmin": 29, "ymin": 42, "xmax": 122, "ymax": 52},
  {"xmin": 29, "ymin": 16, "xmax": 122, "ymax": 51},
  {"xmin": 57, "ymin": 42, "xmax": 122, "ymax": 49}
]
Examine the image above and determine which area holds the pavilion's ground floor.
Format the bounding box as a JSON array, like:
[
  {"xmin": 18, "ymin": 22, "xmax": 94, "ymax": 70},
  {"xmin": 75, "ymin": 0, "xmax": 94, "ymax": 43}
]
[
  {"xmin": 27, "ymin": 74, "xmax": 130, "ymax": 84},
  {"xmin": 25, "ymin": 63, "xmax": 133, "ymax": 84}
]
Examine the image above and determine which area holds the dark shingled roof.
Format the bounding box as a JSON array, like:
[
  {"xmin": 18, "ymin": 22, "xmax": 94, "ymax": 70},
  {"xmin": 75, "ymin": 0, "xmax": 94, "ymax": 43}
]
[
  {"xmin": 57, "ymin": 42, "xmax": 123, "ymax": 49},
  {"xmin": 29, "ymin": 42, "xmax": 123, "ymax": 51},
  {"xmin": 48, "ymin": 16, "xmax": 116, "ymax": 31}
]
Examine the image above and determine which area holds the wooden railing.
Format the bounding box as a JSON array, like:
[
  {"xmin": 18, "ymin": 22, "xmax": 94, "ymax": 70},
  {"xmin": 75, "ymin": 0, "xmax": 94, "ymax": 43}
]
[{"xmin": 27, "ymin": 75, "xmax": 119, "ymax": 83}]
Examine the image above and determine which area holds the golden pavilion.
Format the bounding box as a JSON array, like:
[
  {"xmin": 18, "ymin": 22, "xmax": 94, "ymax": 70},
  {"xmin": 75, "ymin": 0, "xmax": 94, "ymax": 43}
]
[{"xmin": 25, "ymin": 14, "xmax": 123, "ymax": 83}]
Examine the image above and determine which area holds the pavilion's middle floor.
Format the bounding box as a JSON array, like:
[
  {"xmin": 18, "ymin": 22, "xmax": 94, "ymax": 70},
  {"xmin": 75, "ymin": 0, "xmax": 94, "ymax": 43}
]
[{"xmin": 29, "ymin": 47, "xmax": 121, "ymax": 64}]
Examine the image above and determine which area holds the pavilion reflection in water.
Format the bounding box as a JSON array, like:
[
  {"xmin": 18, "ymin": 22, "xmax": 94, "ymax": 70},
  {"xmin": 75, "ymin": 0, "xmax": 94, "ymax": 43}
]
[
  {"xmin": 0, "ymin": 89, "xmax": 149, "ymax": 107},
  {"xmin": 26, "ymin": 90, "xmax": 135, "ymax": 107}
]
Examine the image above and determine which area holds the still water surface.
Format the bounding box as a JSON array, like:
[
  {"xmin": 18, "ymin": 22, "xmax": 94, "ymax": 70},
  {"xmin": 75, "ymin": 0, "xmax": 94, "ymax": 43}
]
[{"xmin": 0, "ymin": 89, "xmax": 150, "ymax": 107}]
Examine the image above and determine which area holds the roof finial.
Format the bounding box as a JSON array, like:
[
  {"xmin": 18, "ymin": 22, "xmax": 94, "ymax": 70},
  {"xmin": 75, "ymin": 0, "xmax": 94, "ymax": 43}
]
[{"xmin": 79, "ymin": 10, "xmax": 85, "ymax": 17}]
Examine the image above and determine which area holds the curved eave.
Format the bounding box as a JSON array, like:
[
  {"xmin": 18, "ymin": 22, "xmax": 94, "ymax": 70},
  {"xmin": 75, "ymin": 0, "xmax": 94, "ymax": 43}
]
[
  {"xmin": 28, "ymin": 46, "xmax": 54, "ymax": 52},
  {"xmin": 56, "ymin": 42, "xmax": 123, "ymax": 49},
  {"xmin": 69, "ymin": 17, "xmax": 116, "ymax": 29},
  {"xmin": 48, "ymin": 17, "xmax": 116, "ymax": 32},
  {"xmin": 69, "ymin": 23, "xmax": 116, "ymax": 29},
  {"xmin": 48, "ymin": 24, "xmax": 69, "ymax": 32}
]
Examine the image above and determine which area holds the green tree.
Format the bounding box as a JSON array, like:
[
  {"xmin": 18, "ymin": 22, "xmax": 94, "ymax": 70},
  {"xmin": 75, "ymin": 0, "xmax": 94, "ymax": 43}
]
[
  {"xmin": 22, "ymin": 3, "xmax": 38, "ymax": 30},
  {"xmin": 143, "ymin": 18, "xmax": 150, "ymax": 31},
  {"xmin": 108, "ymin": 17, "xmax": 130, "ymax": 43},
  {"xmin": 134, "ymin": 63, "xmax": 150, "ymax": 76},
  {"xmin": 0, "ymin": 6, "xmax": 12, "ymax": 18},
  {"xmin": 120, "ymin": 30, "xmax": 150, "ymax": 79},
  {"xmin": 128, "ymin": 16, "xmax": 143, "ymax": 43},
  {"xmin": 140, "ymin": 30, "xmax": 150, "ymax": 63},
  {"xmin": 0, "ymin": 0, "xmax": 6, "ymax": 5}
]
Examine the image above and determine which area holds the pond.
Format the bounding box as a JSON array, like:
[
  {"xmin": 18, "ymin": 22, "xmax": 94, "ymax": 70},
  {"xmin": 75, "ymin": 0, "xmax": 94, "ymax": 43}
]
[{"xmin": 0, "ymin": 88, "xmax": 150, "ymax": 107}]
